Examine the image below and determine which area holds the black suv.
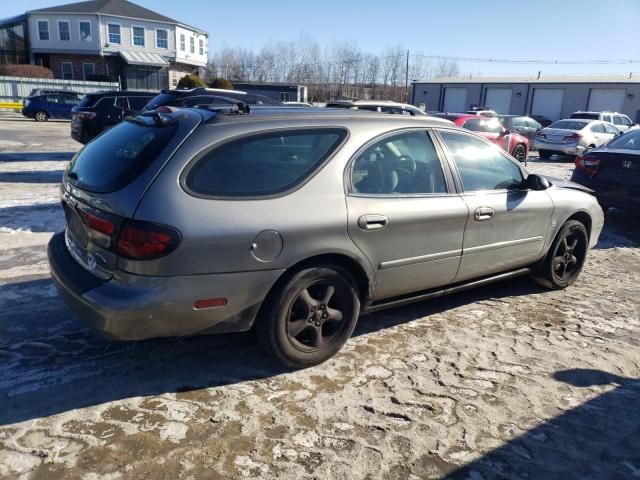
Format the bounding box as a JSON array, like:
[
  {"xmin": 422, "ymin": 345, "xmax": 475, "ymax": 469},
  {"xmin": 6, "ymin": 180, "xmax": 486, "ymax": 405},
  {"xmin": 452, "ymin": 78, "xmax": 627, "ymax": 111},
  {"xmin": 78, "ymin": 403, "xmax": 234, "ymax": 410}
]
[
  {"xmin": 142, "ymin": 88, "xmax": 280, "ymax": 111},
  {"xmin": 71, "ymin": 90, "xmax": 157, "ymax": 144}
]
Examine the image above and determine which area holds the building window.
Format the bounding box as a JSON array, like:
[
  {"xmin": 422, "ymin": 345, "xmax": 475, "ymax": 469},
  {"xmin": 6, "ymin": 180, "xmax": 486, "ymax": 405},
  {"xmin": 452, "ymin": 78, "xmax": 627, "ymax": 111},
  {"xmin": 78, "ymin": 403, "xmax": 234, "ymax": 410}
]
[
  {"xmin": 108, "ymin": 24, "xmax": 120, "ymax": 44},
  {"xmin": 132, "ymin": 26, "xmax": 145, "ymax": 47},
  {"xmin": 58, "ymin": 20, "xmax": 70, "ymax": 41},
  {"xmin": 156, "ymin": 29, "xmax": 168, "ymax": 49},
  {"xmin": 82, "ymin": 63, "xmax": 94, "ymax": 80},
  {"xmin": 0, "ymin": 22, "xmax": 28, "ymax": 64},
  {"xmin": 37, "ymin": 20, "xmax": 49, "ymax": 41},
  {"xmin": 190, "ymin": 36, "xmax": 195, "ymax": 54},
  {"xmin": 61, "ymin": 62, "xmax": 73, "ymax": 80},
  {"xmin": 179, "ymin": 33, "xmax": 185, "ymax": 51},
  {"xmin": 280, "ymin": 92, "xmax": 291, "ymax": 102},
  {"xmin": 79, "ymin": 21, "xmax": 92, "ymax": 41},
  {"xmin": 199, "ymin": 38, "xmax": 204, "ymax": 56}
]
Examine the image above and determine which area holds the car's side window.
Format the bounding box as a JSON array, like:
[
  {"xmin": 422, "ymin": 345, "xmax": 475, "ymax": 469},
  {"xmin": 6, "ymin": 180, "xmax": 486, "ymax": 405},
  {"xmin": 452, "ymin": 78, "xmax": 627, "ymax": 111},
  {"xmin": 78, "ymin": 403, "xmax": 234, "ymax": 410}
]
[
  {"xmin": 603, "ymin": 122, "xmax": 619, "ymax": 135},
  {"xmin": 603, "ymin": 114, "xmax": 612, "ymax": 123},
  {"xmin": 439, "ymin": 130, "xmax": 524, "ymax": 192},
  {"xmin": 613, "ymin": 116, "xmax": 623, "ymax": 126},
  {"xmin": 185, "ymin": 129, "xmax": 346, "ymax": 197},
  {"xmin": 591, "ymin": 123, "xmax": 605, "ymax": 133},
  {"xmin": 622, "ymin": 116, "xmax": 633, "ymax": 126},
  {"xmin": 114, "ymin": 97, "xmax": 129, "ymax": 109},
  {"xmin": 351, "ymin": 130, "xmax": 447, "ymax": 195}
]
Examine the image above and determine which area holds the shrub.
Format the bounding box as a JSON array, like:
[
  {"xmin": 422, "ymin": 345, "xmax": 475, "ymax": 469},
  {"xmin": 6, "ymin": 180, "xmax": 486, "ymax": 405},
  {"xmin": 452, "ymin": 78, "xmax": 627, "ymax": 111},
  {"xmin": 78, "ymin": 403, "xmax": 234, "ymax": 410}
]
[
  {"xmin": 208, "ymin": 77, "xmax": 234, "ymax": 90},
  {"xmin": 0, "ymin": 64, "xmax": 54, "ymax": 79},
  {"xmin": 176, "ymin": 74, "xmax": 207, "ymax": 89}
]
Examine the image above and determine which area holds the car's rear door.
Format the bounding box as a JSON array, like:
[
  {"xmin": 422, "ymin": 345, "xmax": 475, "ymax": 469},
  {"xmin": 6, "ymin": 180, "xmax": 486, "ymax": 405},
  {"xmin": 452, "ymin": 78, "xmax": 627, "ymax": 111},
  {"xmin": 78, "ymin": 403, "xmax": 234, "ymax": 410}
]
[
  {"xmin": 345, "ymin": 128, "xmax": 468, "ymax": 300},
  {"xmin": 436, "ymin": 129, "xmax": 553, "ymax": 282}
]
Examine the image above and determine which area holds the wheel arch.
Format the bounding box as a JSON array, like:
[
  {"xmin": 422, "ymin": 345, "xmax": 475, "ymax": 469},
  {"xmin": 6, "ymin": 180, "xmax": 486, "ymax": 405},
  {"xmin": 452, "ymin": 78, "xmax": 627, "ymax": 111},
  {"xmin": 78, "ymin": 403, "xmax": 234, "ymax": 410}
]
[
  {"xmin": 251, "ymin": 252, "xmax": 374, "ymax": 330},
  {"xmin": 565, "ymin": 210, "xmax": 592, "ymax": 239}
]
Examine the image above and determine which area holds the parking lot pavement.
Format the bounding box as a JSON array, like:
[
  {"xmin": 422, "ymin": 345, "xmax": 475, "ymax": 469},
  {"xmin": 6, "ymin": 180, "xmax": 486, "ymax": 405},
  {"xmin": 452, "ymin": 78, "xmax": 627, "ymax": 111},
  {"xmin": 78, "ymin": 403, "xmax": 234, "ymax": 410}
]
[{"xmin": 1, "ymin": 120, "xmax": 639, "ymax": 479}]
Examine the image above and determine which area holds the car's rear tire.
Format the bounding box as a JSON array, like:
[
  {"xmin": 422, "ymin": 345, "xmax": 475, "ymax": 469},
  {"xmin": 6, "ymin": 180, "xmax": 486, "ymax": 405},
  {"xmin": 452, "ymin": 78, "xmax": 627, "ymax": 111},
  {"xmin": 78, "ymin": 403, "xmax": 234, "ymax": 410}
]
[
  {"xmin": 531, "ymin": 220, "xmax": 589, "ymax": 290},
  {"xmin": 539, "ymin": 150, "xmax": 552, "ymax": 160},
  {"xmin": 34, "ymin": 110, "xmax": 49, "ymax": 122},
  {"xmin": 512, "ymin": 144, "xmax": 527, "ymax": 162},
  {"xmin": 256, "ymin": 265, "xmax": 360, "ymax": 368}
]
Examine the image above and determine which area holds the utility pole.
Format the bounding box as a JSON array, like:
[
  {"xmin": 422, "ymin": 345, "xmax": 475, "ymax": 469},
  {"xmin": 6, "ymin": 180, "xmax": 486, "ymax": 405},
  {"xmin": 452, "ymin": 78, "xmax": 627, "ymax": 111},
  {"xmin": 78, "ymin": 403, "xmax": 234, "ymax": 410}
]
[{"xmin": 405, "ymin": 49, "xmax": 410, "ymax": 103}]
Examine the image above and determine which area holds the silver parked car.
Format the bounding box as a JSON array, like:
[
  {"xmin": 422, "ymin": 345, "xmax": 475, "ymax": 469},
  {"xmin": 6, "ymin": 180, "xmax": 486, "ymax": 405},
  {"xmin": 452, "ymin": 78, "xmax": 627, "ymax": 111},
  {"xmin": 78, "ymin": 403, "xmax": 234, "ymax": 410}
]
[
  {"xmin": 48, "ymin": 107, "xmax": 604, "ymax": 367},
  {"xmin": 533, "ymin": 119, "xmax": 621, "ymax": 160},
  {"xmin": 569, "ymin": 111, "xmax": 639, "ymax": 132}
]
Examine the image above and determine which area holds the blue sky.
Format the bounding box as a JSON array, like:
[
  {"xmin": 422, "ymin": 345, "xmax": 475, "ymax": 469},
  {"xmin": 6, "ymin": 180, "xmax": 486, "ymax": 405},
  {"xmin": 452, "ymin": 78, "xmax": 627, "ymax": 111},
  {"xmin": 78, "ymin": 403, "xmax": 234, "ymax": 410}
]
[{"xmin": 6, "ymin": 0, "xmax": 640, "ymax": 75}]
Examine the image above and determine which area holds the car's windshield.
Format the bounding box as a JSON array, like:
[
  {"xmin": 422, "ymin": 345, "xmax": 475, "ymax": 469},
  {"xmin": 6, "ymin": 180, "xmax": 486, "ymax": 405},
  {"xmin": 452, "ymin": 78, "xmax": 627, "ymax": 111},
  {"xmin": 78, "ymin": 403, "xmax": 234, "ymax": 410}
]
[
  {"xmin": 604, "ymin": 129, "xmax": 640, "ymax": 150},
  {"xmin": 548, "ymin": 120, "xmax": 589, "ymax": 131},
  {"xmin": 464, "ymin": 118, "xmax": 504, "ymax": 133}
]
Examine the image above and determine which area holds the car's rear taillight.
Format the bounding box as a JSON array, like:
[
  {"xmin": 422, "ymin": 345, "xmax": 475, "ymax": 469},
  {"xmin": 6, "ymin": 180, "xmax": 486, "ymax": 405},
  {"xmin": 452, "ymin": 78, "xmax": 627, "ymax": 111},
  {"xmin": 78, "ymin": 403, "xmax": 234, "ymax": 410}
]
[
  {"xmin": 76, "ymin": 111, "xmax": 96, "ymax": 120},
  {"xmin": 116, "ymin": 220, "xmax": 181, "ymax": 260},
  {"xmin": 81, "ymin": 210, "xmax": 115, "ymax": 235},
  {"xmin": 575, "ymin": 155, "xmax": 600, "ymax": 176},
  {"xmin": 565, "ymin": 132, "xmax": 583, "ymax": 141}
]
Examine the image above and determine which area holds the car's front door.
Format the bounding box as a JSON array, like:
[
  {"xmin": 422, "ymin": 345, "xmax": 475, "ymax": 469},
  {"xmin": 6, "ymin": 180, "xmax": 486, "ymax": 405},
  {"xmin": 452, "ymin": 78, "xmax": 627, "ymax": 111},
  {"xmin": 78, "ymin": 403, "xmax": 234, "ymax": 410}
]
[
  {"xmin": 345, "ymin": 129, "xmax": 468, "ymax": 300},
  {"xmin": 437, "ymin": 129, "xmax": 554, "ymax": 282}
]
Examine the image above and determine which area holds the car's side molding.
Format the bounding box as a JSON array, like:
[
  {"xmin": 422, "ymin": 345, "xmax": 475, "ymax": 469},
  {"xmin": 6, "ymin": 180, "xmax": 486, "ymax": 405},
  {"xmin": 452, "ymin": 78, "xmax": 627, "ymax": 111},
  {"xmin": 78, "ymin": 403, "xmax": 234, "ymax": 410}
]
[{"xmin": 363, "ymin": 267, "xmax": 532, "ymax": 314}]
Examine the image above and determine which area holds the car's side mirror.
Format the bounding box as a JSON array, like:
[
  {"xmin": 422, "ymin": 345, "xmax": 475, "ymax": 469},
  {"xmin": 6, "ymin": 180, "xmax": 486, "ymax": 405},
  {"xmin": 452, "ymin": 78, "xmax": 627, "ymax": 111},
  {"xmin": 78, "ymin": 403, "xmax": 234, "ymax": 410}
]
[{"xmin": 526, "ymin": 173, "xmax": 550, "ymax": 190}]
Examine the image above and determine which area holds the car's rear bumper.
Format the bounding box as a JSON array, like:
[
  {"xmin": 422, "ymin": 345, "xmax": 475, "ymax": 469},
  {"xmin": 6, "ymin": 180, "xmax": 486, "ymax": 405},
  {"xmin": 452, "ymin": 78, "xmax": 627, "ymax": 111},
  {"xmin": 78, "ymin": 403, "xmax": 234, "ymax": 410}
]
[
  {"xmin": 48, "ymin": 232, "xmax": 284, "ymax": 340},
  {"xmin": 533, "ymin": 139, "xmax": 585, "ymax": 156},
  {"xmin": 571, "ymin": 170, "xmax": 640, "ymax": 211}
]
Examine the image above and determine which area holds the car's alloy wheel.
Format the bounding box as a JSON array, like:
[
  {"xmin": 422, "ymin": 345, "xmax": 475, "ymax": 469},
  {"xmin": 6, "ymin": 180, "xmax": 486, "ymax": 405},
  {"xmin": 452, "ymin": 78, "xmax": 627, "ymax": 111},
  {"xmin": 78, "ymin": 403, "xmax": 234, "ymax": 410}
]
[
  {"xmin": 512, "ymin": 144, "xmax": 526, "ymax": 162},
  {"xmin": 34, "ymin": 111, "xmax": 48, "ymax": 122},
  {"xmin": 287, "ymin": 282, "xmax": 349, "ymax": 352},
  {"xmin": 531, "ymin": 220, "xmax": 588, "ymax": 290},
  {"xmin": 257, "ymin": 266, "xmax": 360, "ymax": 368}
]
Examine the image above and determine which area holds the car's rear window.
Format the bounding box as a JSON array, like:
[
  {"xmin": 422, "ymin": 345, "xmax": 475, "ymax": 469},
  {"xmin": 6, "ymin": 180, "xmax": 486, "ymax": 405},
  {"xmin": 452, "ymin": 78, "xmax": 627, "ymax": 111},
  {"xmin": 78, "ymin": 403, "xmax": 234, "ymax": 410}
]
[
  {"xmin": 549, "ymin": 120, "xmax": 589, "ymax": 130},
  {"xmin": 67, "ymin": 119, "xmax": 178, "ymax": 193},
  {"xmin": 184, "ymin": 129, "xmax": 347, "ymax": 197},
  {"xmin": 570, "ymin": 112, "xmax": 599, "ymax": 120},
  {"xmin": 144, "ymin": 92, "xmax": 182, "ymax": 110},
  {"xmin": 77, "ymin": 94, "xmax": 100, "ymax": 108},
  {"xmin": 463, "ymin": 118, "xmax": 504, "ymax": 133}
]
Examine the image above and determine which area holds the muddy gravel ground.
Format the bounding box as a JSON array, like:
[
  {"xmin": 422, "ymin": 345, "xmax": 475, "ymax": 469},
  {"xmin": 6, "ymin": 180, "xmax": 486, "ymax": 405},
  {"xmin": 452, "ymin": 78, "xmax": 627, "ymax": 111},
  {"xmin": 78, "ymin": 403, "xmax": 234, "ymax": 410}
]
[{"xmin": 1, "ymin": 118, "xmax": 639, "ymax": 480}]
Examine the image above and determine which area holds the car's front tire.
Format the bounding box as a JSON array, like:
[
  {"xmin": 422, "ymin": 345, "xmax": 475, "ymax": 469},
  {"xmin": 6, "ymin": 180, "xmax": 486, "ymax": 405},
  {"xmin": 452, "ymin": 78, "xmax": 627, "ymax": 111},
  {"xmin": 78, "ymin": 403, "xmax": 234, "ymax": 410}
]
[
  {"xmin": 34, "ymin": 110, "xmax": 49, "ymax": 122},
  {"xmin": 531, "ymin": 220, "xmax": 589, "ymax": 290},
  {"xmin": 257, "ymin": 265, "xmax": 360, "ymax": 368}
]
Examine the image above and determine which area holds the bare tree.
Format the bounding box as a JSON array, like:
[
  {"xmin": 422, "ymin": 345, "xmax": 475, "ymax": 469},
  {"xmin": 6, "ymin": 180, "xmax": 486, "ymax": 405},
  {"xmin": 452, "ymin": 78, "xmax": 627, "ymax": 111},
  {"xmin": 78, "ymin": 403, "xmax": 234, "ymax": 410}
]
[{"xmin": 434, "ymin": 58, "xmax": 461, "ymax": 78}]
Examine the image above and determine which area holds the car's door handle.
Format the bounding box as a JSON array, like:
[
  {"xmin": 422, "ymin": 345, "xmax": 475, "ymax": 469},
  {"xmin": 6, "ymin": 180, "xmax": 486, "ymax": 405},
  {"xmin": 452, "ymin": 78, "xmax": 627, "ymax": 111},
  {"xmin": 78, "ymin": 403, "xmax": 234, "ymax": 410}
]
[
  {"xmin": 357, "ymin": 214, "xmax": 388, "ymax": 230},
  {"xmin": 474, "ymin": 207, "xmax": 496, "ymax": 221}
]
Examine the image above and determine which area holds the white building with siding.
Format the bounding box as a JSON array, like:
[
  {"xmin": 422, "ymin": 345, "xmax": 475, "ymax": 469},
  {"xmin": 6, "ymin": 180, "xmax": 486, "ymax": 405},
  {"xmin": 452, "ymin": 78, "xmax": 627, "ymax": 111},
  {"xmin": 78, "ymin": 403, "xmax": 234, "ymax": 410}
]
[
  {"xmin": 411, "ymin": 74, "xmax": 640, "ymax": 122},
  {"xmin": 16, "ymin": 0, "xmax": 209, "ymax": 90}
]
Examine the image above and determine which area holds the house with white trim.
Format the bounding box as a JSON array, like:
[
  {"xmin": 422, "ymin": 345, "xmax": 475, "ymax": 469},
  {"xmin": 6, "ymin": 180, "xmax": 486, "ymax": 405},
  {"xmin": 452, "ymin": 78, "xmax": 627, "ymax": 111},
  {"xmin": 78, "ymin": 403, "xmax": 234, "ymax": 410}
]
[{"xmin": 4, "ymin": 0, "xmax": 208, "ymax": 89}]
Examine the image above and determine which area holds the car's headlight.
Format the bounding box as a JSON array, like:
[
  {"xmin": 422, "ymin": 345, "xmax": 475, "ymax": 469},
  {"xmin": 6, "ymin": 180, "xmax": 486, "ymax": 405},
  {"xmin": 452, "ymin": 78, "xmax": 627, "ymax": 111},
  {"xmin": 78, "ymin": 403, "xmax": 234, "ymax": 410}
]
[{"xmin": 24, "ymin": 99, "xmax": 30, "ymax": 107}]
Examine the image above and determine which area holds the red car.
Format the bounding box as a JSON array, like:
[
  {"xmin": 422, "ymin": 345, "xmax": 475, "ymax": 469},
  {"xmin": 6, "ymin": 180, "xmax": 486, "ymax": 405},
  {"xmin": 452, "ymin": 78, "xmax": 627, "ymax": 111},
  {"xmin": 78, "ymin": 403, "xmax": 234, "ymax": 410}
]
[{"xmin": 433, "ymin": 113, "xmax": 529, "ymax": 162}]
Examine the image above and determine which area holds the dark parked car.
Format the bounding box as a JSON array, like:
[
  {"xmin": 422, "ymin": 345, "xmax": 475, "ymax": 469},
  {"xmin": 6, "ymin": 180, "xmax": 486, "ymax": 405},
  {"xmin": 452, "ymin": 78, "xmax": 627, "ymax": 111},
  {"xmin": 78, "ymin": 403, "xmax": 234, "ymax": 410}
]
[
  {"xmin": 499, "ymin": 115, "xmax": 542, "ymax": 144},
  {"xmin": 22, "ymin": 93, "xmax": 80, "ymax": 121},
  {"xmin": 154, "ymin": 94, "xmax": 249, "ymax": 110},
  {"xmin": 529, "ymin": 114, "xmax": 553, "ymax": 128},
  {"xmin": 71, "ymin": 90, "xmax": 157, "ymax": 144},
  {"xmin": 571, "ymin": 128, "xmax": 640, "ymax": 211},
  {"xmin": 142, "ymin": 88, "xmax": 281, "ymax": 111}
]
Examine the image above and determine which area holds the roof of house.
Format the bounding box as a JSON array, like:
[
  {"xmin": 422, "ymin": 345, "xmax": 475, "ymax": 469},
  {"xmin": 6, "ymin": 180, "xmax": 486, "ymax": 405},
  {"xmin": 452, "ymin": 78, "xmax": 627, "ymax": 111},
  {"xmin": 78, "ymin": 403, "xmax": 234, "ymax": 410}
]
[
  {"xmin": 27, "ymin": 0, "xmax": 205, "ymax": 32},
  {"xmin": 413, "ymin": 73, "xmax": 640, "ymax": 85}
]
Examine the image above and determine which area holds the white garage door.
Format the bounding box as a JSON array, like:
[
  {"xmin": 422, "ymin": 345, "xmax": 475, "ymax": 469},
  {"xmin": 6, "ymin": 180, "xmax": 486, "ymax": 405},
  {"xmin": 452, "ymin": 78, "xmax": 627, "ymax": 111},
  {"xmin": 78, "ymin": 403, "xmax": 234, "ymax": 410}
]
[
  {"xmin": 588, "ymin": 88, "xmax": 626, "ymax": 113},
  {"xmin": 485, "ymin": 88, "xmax": 512, "ymax": 114},
  {"xmin": 443, "ymin": 87, "xmax": 467, "ymax": 112},
  {"xmin": 531, "ymin": 88, "xmax": 565, "ymax": 121}
]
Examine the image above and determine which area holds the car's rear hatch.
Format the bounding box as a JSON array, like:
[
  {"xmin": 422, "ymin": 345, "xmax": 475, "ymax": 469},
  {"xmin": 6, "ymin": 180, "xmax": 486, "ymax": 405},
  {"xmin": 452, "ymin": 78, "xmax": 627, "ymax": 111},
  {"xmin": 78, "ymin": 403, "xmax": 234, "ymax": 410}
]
[
  {"xmin": 586, "ymin": 150, "xmax": 640, "ymax": 202},
  {"xmin": 61, "ymin": 109, "xmax": 203, "ymax": 279},
  {"xmin": 539, "ymin": 128, "xmax": 580, "ymax": 143}
]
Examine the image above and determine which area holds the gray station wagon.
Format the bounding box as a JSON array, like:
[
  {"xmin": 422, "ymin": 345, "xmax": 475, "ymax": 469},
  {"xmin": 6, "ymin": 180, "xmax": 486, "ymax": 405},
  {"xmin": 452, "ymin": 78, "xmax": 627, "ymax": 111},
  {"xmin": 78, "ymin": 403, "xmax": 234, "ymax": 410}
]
[{"xmin": 48, "ymin": 106, "xmax": 604, "ymax": 368}]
